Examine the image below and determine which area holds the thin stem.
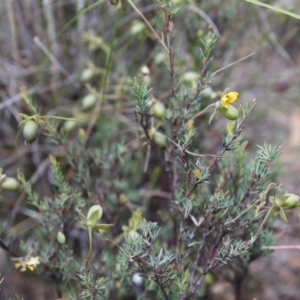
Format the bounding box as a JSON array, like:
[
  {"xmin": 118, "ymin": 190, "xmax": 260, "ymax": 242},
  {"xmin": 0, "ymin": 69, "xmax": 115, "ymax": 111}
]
[
  {"xmin": 163, "ymin": 8, "xmax": 176, "ymax": 98},
  {"xmin": 43, "ymin": 115, "xmax": 87, "ymax": 121},
  {"xmin": 190, "ymin": 103, "xmax": 216, "ymax": 121},
  {"xmin": 189, "ymin": 237, "xmax": 206, "ymax": 292},
  {"xmin": 253, "ymin": 205, "xmax": 274, "ymax": 240},
  {"xmin": 212, "ymin": 52, "xmax": 255, "ymax": 76},
  {"xmin": 155, "ymin": 274, "xmax": 170, "ymax": 300},
  {"xmin": 84, "ymin": 228, "xmax": 93, "ymax": 276},
  {"xmin": 225, "ymin": 200, "xmax": 260, "ymax": 226},
  {"xmin": 169, "ymin": 139, "xmax": 219, "ymax": 157},
  {"xmin": 127, "ymin": 0, "xmax": 169, "ymax": 53}
]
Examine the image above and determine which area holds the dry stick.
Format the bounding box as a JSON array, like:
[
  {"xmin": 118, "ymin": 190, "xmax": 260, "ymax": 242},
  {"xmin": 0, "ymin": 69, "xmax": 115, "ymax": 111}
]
[
  {"xmin": 6, "ymin": 0, "xmax": 19, "ymax": 60},
  {"xmin": 212, "ymin": 52, "xmax": 255, "ymax": 76},
  {"xmin": 262, "ymin": 245, "xmax": 300, "ymax": 250},
  {"xmin": 42, "ymin": 0, "xmax": 60, "ymax": 102},
  {"xmin": 189, "ymin": 103, "xmax": 215, "ymax": 121}
]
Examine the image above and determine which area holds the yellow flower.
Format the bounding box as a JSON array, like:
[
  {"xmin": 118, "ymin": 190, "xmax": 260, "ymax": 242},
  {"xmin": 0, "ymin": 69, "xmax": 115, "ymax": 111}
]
[
  {"xmin": 185, "ymin": 120, "xmax": 194, "ymax": 132},
  {"xmin": 11, "ymin": 256, "xmax": 40, "ymax": 272},
  {"xmin": 192, "ymin": 169, "xmax": 202, "ymax": 179},
  {"xmin": 220, "ymin": 90, "xmax": 239, "ymax": 108}
]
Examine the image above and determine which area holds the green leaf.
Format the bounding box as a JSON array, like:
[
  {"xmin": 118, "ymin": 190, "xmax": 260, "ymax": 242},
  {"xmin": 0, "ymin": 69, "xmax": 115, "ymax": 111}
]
[
  {"xmin": 278, "ymin": 207, "xmax": 288, "ymax": 223},
  {"xmin": 77, "ymin": 208, "xmax": 88, "ymax": 222},
  {"xmin": 246, "ymin": 0, "xmax": 300, "ymax": 20},
  {"xmin": 92, "ymin": 223, "xmax": 113, "ymax": 233}
]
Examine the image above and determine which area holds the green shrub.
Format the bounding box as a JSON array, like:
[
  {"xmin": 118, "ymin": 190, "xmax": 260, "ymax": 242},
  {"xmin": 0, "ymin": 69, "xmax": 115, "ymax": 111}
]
[{"xmin": 0, "ymin": 1, "xmax": 299, "ymax": 299}]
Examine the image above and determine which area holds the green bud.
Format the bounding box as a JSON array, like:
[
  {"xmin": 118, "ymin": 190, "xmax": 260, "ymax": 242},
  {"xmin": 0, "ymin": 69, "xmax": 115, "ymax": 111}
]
[
  {"xmin": 82, "ymin": 94, "xmax": 97, "ymax": 110},
  {"xmin": 149, "ymin": 128, "xmax": 167, "ymax": 149},
  {"xmin": 57, "ymin": 231, "xmax": 66, "ymax": 244},
  {"xmin": 63, "ymin": 120, "xmax": 77, "ymax": 132},
  {"xmin": 23, "ymin": 121, "xmax": 39, "ymax": 144},
  {"xmin": 78, "ymin": 128, "xmax": 86, "ymax": 143},
  {"xmin": 87, "ymin": 205, "xmax": 103, "ymax": 227},
  {"xmin": 1, "ymin": 177, "xmax": 20, "ymax": 191},
  {"xmin": 219, "ymin": 105, "xmax": 239, "ymax": 121},
  {"xmin": 182, "ymin": 71, "xmax": 198, "ymax": 83},
  {"xmin": 182, "ymin": 71, "xmax": 198, "ymax": 88},
  {"xmin": 80, "ymin": 68, "xmax": 94, "ymax": 82},
  {"xmin": 152, "ymin": 101, "xmax": 166, "ymax": 119},
  {"xmin": 141, "ymin": 65, "xmax": 151, "ymax": 87},
  {"xmin": 130, "ymin": 21, "xmax": 146, "ymax": 36},
  {"xmin": 204, "ymin": 272, "xmax": 214, "ymax": 285},
  {"xmin": 201, "ymin": 86, "xmax": 214, "ymax": 99},
  {"xmin": 154, "ymin": 52, "xmax": 166, "ymax": 65},
  {"xmin": 281, "ymin": 193, "xmax": 300, "ymax": 210}
]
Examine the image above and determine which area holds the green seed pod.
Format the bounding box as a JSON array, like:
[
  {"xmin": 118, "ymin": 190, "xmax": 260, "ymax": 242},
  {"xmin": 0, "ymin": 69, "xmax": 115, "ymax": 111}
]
[
  {"xmin": 219, "ymin": 105, "xmax": 239, "ymax": 121},
  {"xmin": 201, "ymin": 86, "xmax": 214, "ymax": 100},
  {"xmin": 57, "ymin": 231, "xmax": 66, "ymax": 244},
  {"xmin": 149, "ymin": 128, "xmax": 167, "ymax": 149},
  {"xmin": 82, "ymin": 94, "xmax": 97, "ymax": 110},
  {"xmin": 182, "ymin": 71, "xmax": 198, "ymax": 88},
  {"xmin": 80, "ymin": 68, "xmax": 94, "ymax": 82},
  {"xmin": 87, "ymin": 205, "xmax": 103, "ymax": 227},
  {"xmin": 154, "ymin": 52, "xmax": 166, "ymax": 66},
  {"xmin": 152, "ymin": 101, "xmax": 166, "ymax": 119},
  {"xmin": 63, "ymin": 120, "xmax": 77, "ymax": 132},
  {"xmin": 1, "ymin": 177, "xmax": 20, "ymax": 191},
  {"xmin": 281, "ymin": 193, "xmax": 300, "ymax": 210},
  {"xmin": 130, "ymin": 21, "xmax": 146, "ymax": 36},
  {"xmin": 23, "ymin": 120, "xmax": 39, "ymax": 144}
]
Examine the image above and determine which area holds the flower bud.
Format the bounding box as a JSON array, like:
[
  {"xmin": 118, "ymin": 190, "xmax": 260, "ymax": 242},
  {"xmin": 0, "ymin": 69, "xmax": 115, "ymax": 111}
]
[
  {"xmin": 281, "ymin": 193, "xmax": 300, "ymax": 210},
  {"xmin": 57, "ymin": 231, "xmax": 66, "ymax": 244},
  {"xmin": 154, "ymin": 52, "xmax": 166, "ymax": 66},
  {"xmin": 1, "ymin": 177, "xmax": 20, "ymax": 191},
  {"xmin": 63, "ymin": 120, "xmax": 77, "ymax": 132},
  {"xmin": 182, "ymin": 71, "xmax": 198, "ymax": 88},
  {"xmin": 130, "ymin": 20, "xmax": 146, "ymax": 36},
  {"xmin": 201, "ymin": 86, "xmax": 214, "ymax": 99},
  {"xmin": 23, "ymin": 121, "xmax": 39, "ymax": 144},
  {"xmin": 186, "ymin": 120, "xmax": 194, "ymax": 132},
  {"xmin": 82, "ymin": 94, "xmax": 97, "ymax": 110},
  {"xmin": 80, "ymin": 68, "xmax": 94, "ymax": 82},
  {"xmin": 152, "ymin": 101, "xmax": 166, "ymax": 119},
  {"xmin": 149, "ymin": 128, "xmax": 167, "ymax": 149},
  {"xmin": 141, "ymin": 65, "xmax": 151, "ymax": 87},
  {"xmin": 219, "ymin": 105, "xmax": 239, "ymax": 121},
  {"xmin": 141, "ymin": 65, "xmax": 150, "ymax": 76},
  {"xmin": 87, "ymin": 205, "xmax": 103, "ymax": 227}
]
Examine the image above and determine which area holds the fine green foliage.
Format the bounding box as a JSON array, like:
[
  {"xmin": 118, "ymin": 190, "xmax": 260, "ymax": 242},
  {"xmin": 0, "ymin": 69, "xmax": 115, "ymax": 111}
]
[{"xmin": 0, "ymin": 1, "xmax": 299, "ymax": 300}]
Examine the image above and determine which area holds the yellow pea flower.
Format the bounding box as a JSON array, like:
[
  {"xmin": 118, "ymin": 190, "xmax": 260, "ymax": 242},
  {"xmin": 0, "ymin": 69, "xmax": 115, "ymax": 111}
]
[
  {"xmin": 11, "ymin": 256, "xmax": 40, "ymax": 272},
  {"xmin": 220, "ymin": 89, "xmax": 239, "ymax": 108}
]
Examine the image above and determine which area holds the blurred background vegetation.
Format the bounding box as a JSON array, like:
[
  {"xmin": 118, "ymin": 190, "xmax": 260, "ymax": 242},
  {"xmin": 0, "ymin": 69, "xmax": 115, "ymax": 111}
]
[{"xmin": 0, "ymin": 0, "xmax": 300, "ymax": 299}]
